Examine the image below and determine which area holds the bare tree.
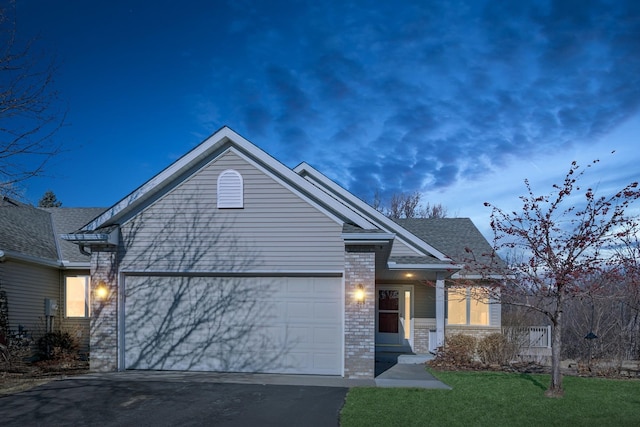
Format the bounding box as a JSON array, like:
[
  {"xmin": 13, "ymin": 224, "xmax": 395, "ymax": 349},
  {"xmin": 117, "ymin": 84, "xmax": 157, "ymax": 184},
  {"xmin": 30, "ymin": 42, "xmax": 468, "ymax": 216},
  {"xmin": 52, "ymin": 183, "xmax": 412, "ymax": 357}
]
[
  {"xmin": 417, "ymin": 202, "xmax": 449, "ymax": 219},
  {"xmin": 374, "ymin": 191, "xmax": 448, "ymax": 218},
  {"xmin": 483, "ymin": 159, "xmax": 640, "ymax": 397},
  {"xmin": 0, "ymin": 1, "xmax": 63, "ymax": 196}
]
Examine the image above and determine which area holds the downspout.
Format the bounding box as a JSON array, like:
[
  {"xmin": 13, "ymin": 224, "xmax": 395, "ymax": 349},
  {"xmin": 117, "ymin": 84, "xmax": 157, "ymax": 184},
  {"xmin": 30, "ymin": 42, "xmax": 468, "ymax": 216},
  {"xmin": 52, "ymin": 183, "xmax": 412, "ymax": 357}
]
[{"xmin": 78, "ymin": 244, "xmax": 91, "ymax": 256}]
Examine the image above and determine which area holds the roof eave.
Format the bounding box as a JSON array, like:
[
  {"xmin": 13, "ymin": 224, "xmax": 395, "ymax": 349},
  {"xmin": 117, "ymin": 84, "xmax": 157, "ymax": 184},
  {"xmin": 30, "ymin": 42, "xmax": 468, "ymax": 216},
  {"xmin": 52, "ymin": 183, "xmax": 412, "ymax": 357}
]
[
  {"xmin": 341, "ymin": 232, "xmax": 395, "ymax": 246},
  {"xmin": 0, "ymin": 249, "xmax": 61, "ymax": 268},
  {"xmin": 387, "ymin": 261, "xmax": 463, "ymax": 271},
  {"xmin": 82, "ymin": 127, "xmax": 379, "ymax": 232},
  {"xmin": 61, "ymin": 229, "xmax": 118, "ymax": 247},
  {"xmin": 295, "ymin": 162, "xmax": 451, "ymax": 260}
]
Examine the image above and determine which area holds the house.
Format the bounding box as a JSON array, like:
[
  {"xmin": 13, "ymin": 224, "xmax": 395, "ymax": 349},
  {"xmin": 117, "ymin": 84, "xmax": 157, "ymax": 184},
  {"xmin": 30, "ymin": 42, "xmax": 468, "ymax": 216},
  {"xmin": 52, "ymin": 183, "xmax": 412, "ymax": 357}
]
[
  {"xmin": 0, "ymin": 197, "xmax": 105, "ymax": 356},
  {"xmin": 59, "ymin": 126, "xmax": 501, "ymax": 378}
]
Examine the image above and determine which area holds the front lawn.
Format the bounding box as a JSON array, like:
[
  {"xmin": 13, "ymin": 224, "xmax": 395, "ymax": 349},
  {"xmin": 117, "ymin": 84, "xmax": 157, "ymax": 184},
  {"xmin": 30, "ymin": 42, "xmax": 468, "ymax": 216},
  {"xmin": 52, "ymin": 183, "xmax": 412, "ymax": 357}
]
[{"xmin": 340, "ymin": 370, "xmax": 640, "ymax": 426}]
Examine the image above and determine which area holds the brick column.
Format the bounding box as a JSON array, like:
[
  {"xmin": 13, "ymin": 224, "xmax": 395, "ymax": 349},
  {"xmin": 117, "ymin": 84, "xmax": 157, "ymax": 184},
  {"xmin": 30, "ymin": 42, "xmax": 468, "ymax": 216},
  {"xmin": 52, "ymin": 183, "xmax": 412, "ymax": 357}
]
[
  {"xmin": 344, "ymin": 246, "xmax": 375, "ymax": 378},
  {"xmin": 90, "ymin": 250, "xmax": 118, "ymax": 371}
]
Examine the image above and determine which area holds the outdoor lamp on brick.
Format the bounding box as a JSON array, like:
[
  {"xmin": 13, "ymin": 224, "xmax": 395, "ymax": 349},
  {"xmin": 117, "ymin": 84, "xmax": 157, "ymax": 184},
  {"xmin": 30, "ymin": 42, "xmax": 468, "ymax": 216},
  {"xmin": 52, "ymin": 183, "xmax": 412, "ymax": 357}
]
[
  {"xmin": 355, "ymin": 284, "xmax": 365, "ymax": 304},
  {"xmin": 95, "ymin": 281, "xmax": 109, "ymax": 300}
]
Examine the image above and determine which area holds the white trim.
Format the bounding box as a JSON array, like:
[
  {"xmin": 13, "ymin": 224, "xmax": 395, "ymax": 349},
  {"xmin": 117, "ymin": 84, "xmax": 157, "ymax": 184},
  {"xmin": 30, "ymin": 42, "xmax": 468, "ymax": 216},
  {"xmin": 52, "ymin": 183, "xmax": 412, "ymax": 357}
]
[
  {"xmin": 450, "ymin": 273, "xmax": 507, "ymax": 279},
  {"xmin": 341, "ymin": 232, "xmax": 395, "ymax": 240},
  {"xmin": 446, "ymin": 286, "xmax": 492, "ymax": 327},
  {"xmin": 61, "ymin": 261, "xmax": 91, "ymax": 269},
  {"xmin": 64, "ymin": 275, "xmax": 90, "ymax": 319},
  {"xmin": 388, "ymin": 262, "xmax": 463, "ymax": 271},
  {"xmin": 120, "ymin": 272, "xmax": 344, "ymax": 374},
  {"xmin": 295, "ymin": 162, "xmax": 452, "ymax": 261},
  {"xmin": 224, "ymin": 147, "xmax": 347, "ymax": 227},
  {"xmin": 118, "ymin": 272, "xmax": 125, "ymax": 371},
  {"xmin": 217, "ymin": 169, "xmax": 244, "ymax": 208},
  {"xmin": 344, "ymin": 240, "xmax": 392, "ymax": 245},
  {"xmin": 118, "ymin": 269, "xmax": 344, "ymax": 276},
  {"xmin": 0, "ymin": 249, "xmax": 62, "ymax": 268},
  {"xmin": 341, "ymin": 273, "xmax": 346, "ymax": 378},
  {"xmin": 375, "ymin": 284, "xmax": 414, "ymax": 350},
  {"xmin": 61, "ymin": 229, "xmax": 118, "ymax": 246},
  {"xmin": 435, "ymin": 272, "xmax": 445, "ymax": 349},
  {"xmin": 82, "ymin": 127, "xmax": 378, "ymax": 232}
]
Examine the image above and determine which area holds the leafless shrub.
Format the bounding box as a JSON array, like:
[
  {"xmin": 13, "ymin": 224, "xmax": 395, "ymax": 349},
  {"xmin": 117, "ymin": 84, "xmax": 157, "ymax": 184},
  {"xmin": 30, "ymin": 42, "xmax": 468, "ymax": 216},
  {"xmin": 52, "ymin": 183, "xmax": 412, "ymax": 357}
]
[{"xmin": 477, "ymin": 333, "xmax": 517, "ymax": 365}]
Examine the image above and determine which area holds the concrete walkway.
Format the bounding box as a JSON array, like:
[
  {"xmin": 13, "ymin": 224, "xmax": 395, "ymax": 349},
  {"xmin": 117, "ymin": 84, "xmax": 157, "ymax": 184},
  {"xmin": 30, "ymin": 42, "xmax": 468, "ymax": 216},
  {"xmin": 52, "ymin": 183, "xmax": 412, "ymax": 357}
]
[
  {"xmin": 375, "ymin": 363, "xmax": 451, "ymax": 389},
  {"xmin": 70, "ymin": 353, "xmax": 450, "ymax": 390},
  {"xmin": 73, "ymin": 363, "xmax": 449, "ymax": 390},
  {"xmin": 374, "ymin": 353, "xmax": 451, "ymax": 389}
]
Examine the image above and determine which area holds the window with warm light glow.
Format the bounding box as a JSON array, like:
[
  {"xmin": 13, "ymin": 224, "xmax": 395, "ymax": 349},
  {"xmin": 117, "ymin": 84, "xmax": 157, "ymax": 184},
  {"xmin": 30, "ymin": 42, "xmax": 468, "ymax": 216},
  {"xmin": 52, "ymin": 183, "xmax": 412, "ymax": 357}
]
[
  {"xmin": 66, "ymin": 276, "xmax": 90, "ymax": 318},
  {"xmin": 447, "ymin": 287, "xmax": 489, "ymax": 326}
]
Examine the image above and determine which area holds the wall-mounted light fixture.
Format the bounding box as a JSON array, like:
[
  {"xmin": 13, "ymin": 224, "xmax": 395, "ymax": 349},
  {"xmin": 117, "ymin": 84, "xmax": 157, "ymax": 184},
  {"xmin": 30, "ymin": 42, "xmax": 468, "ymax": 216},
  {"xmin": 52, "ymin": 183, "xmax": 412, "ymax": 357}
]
[
  {"xmin": 355, "ymin": 283, "xmax": 365, "ymax": 304},
  {"xmin": 95, "ymin": 281, "xmax": 109, "ymax": 300}
]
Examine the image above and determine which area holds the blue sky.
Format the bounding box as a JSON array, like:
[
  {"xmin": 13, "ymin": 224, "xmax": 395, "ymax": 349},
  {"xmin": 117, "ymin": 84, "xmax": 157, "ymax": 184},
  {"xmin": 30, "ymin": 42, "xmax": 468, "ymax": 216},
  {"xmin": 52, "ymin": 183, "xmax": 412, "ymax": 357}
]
[{"xmin": 15, "ymin": 0, "xmax": 640, "ymax": 236}]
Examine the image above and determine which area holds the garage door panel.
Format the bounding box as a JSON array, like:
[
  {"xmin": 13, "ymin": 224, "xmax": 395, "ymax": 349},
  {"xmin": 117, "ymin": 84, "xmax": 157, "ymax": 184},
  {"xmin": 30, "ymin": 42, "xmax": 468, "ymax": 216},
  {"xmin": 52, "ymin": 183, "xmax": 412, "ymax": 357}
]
[
  {"xmin": 315, "ymin": 326, "xmax": 341, "ymax": 345},
  {"xmin": 313, "ymin": 352, "xmax": 342, "ymax": 371},
  {"xmin": 124, "ymin": 276, "xmax": 342, "ymax": 375}
]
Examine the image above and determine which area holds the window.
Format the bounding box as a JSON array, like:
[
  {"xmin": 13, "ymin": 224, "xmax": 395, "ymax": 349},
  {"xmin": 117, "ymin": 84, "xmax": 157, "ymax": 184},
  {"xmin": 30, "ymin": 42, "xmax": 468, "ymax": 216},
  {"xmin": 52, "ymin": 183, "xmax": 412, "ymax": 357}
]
[
  {"xmin": 66, "ymin": 276, "xmax": 90, "ymax": 318},
  {"xmin": 217, "ymin": 169, "xmax": 244, "ymax": 208},
  {"xmin": 447, "ymin": 287, "xmax": 489, "ymax": 325}
]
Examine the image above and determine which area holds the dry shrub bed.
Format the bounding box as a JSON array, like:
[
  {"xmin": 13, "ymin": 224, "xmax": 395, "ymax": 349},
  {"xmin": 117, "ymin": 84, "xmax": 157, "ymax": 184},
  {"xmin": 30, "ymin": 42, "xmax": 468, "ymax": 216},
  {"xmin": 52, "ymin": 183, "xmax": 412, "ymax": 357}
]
[
  {"xmin": 428, "ymin": 333, "xmax": 549, "ymax": 375},
  {"xmin": 0, "ymin": 361, "xmax": 89, "ymax": 395},
  {"xmin": 429, "ymin": 333, "xmax": 640, "ymax": 379},
  {"xmin": 1, "ymin": 330, "xmax": 89, "ymax": 395}
]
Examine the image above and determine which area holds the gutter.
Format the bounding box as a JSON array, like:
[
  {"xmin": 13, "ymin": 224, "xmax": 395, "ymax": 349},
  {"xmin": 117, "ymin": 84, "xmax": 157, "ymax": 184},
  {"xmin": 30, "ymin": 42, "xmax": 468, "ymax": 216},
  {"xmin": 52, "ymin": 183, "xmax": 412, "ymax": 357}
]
[
  {"xmin": 387, "ymin": 261, "xmax": 463, "ymax": 271},
  {"xmin": 61, "ymin": 228, "xmax": 119, "ymax": 256},
  {"xmin": 0, "ymin": 249, "xmax": 63, "ymax": 268},
  {"xmin": 61, "ymin": 232, "xmax": 118, "ymax": 244},
  {"xmin": 341, "ymin": 232, "xmax": 395, "ymax": 246}
]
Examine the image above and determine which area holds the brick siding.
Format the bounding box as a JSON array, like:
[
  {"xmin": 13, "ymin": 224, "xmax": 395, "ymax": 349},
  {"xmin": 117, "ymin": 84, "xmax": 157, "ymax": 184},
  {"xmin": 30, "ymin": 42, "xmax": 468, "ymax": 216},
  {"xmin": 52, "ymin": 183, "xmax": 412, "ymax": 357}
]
[
  {"xmin": 89, "ymin": 251, "xmax": 118, "ymax": 372},
  {"xmin": 343, "ymin": 246, "xmax": 375, "ymax": 378}
]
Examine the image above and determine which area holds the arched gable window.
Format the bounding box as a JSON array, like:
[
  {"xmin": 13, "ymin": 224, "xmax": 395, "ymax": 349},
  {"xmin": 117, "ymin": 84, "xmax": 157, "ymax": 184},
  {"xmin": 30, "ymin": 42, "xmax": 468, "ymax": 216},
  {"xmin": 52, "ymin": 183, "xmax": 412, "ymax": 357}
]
[{"xmin": 217, "ymin": 169, "xmax": 244, "ymax": 208}]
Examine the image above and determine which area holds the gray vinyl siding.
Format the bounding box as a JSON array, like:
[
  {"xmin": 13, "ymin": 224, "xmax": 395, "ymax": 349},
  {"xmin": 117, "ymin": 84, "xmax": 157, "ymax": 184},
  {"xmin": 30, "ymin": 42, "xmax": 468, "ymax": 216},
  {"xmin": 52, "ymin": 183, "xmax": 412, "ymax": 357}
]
[
  {"xmin": 414, "ymin": 283, "xmax": 436, "ymax": 318},
  {"xmin": 489, "ymin": 294, "xmax": 501, "ymax": 326},
  {"xmin": 119, "ymin": 151, "xmax": 344, "ymax": 273},
  {"xmin": 390, "ymin": 239, "xmax": 423, "ymax": 257},
  {"xmin": 0, "ymin": 260, "xmax": 59, "ymax": 339},
  {"xmin": 0, "ymin": 261, "xmax": 90, "ymax": 355}
]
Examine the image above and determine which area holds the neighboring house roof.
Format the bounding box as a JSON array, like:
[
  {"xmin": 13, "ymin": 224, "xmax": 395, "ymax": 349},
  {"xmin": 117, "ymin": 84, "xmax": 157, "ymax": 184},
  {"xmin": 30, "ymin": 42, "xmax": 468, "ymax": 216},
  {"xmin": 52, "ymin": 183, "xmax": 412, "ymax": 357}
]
[
  {"xmin": 42, "ymin": 208, "xmax": 107, "ymax": 264},
  {"xmin": 0, "ymin": 199, "xmax": 58, "ymax": 262},
  {"xmin": 0, "ymin": 198, "xmax": 106, "ymax": 267}
]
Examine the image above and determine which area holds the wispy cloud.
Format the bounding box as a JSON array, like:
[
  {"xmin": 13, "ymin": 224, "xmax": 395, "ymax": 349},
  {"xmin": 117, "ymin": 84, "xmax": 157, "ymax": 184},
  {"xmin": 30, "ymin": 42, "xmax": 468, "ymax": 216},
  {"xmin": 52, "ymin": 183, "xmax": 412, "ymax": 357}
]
[{"xmin": 194, "ymin": 0, "xmax": 640, "ymax": 204}]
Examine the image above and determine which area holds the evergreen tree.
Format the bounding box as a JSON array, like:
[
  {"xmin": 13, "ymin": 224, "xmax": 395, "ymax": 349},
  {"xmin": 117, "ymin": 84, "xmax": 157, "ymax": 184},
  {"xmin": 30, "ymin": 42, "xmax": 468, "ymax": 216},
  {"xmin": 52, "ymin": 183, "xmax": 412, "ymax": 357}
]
[{"xmin": 38, "ymin": 190, "xmax": 62, "ymax": 208}]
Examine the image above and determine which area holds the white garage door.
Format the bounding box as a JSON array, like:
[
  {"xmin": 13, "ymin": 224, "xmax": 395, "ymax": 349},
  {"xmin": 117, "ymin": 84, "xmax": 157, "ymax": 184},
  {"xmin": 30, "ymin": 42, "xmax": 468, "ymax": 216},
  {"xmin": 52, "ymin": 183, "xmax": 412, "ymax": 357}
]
[{"xmin": 123, "ymin": 275, "xmax": 343, "ymax": 375}]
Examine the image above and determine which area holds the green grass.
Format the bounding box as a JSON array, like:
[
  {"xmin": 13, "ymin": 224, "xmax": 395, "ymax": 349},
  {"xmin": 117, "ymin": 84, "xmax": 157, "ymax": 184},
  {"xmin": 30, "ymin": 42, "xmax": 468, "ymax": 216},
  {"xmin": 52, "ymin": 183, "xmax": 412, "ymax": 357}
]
[{"xmin": 340, "ymin": 370, "xmax": 640, "ymax": 427}]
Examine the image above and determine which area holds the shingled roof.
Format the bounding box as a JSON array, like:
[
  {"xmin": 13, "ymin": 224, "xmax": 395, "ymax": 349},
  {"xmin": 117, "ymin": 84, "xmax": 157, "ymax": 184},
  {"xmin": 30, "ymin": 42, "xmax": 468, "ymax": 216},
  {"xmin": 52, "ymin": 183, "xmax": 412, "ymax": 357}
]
[
  {"xmin": 393, "ymin": 218, "xmax": 504, "ymax": 270},
  {"xmin": 0, "ymin": 200, "xmax": 58, "ymax": 261},
  {"xmin": 42, "ymin": 207, "xmax": 107, "ymax": 263},
  {"xmin": 0, "ymin": 198, "xmax": 106, "ymax": 265}
]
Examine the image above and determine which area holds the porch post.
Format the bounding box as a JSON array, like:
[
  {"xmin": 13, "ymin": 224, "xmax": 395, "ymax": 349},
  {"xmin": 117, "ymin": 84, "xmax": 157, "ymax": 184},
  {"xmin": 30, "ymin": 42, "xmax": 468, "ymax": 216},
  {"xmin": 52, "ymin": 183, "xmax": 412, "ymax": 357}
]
[{"xmin": 435, "ymin": 272, "xmax": 445, "ymax": 348}]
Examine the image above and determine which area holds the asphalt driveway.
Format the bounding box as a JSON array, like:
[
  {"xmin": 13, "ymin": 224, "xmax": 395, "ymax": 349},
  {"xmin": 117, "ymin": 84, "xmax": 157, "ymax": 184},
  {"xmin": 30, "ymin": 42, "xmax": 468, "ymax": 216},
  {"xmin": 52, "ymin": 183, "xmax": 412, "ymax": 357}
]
[{"xmin": 0, "ymin": 374, "xmax": 349, "ymax": 427}]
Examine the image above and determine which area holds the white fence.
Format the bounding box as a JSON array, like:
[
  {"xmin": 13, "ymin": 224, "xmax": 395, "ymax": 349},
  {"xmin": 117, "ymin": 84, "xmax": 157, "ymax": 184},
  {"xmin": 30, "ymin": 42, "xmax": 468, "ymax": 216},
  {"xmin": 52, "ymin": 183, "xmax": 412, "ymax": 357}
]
[{"xmin": 504, "ymin": 326, "xmax": 552, "ymax": 349}]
